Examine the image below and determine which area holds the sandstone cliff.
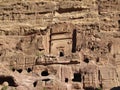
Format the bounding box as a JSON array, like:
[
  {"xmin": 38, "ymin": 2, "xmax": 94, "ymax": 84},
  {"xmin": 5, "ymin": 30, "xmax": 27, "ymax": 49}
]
[{"xmin": 0, "ymin": 0, "xmax": 119, "ymax": 90}]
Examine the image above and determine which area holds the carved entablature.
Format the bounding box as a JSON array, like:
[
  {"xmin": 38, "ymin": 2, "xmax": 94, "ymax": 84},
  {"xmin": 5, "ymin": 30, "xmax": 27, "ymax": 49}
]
[{"xmin": 50, "ymin": 23, "xmax": 76, "ymax": 34}]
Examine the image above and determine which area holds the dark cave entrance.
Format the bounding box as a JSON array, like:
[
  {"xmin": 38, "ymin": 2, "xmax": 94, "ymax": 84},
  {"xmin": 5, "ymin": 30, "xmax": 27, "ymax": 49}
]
[
  {"xmin": 72, "ymin": 73, "xmax": 82, "ymax": 82},
  {"xmin": 33, "ymin": 81, "xmax": 37, "ymax": 87},
  {"xmin": 65, "ymin": 78, "xmax": 68, "ymax": 83},
  {"xmin": 17, "ymin": 69, "xmax": 23, "ymax": 73},
  {"xmin": 84, "ymin": 57, "xmax": 89, "ymax": 63},
  {"xmin": 59, "ymin": 51, "xmax": 64, "ymax": 57},
  {"xmin": 72, "ymin": 29, "xmax": 77, "ymax": 53},
  {"xmin": 0, "ymin": 76, "xmax": 17, "ymax": 87},
  {"xmin": 27, "ymin": 68, "xmax": 32, "ymax": 73},
  {"xmin": 41, "ymin": 70, "xmax": 49, "ymax": 76}
]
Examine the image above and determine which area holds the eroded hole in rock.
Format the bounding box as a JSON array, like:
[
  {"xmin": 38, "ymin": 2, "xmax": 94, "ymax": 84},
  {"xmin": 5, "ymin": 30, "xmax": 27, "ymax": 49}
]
[
  {"xmin": 59, "ymin": 51, "xmax": 64, "ymax": 57},
  {"xmin": 65, "ymin": 78, "xmax": 68, "ymax": 83},
  {"xmin": 72, "ymin": 73, "xmax": 82, "ymax": 82},
  {"xmin": 0, "ymin": 76, "xmax": 17, "ymax": 87},
  {"xmin": 84, "ymin": 58, "xmax": 89, "ymax": 63},
  {"xmin": 27, "ymin": 68, "xmax": 32, "ymax": 73},
  {"xmin": 33, "ymin": 81, "xmax": 37, "ymax": 87},
  {"xmin": 17, "ymin": 69, "xmax": 23, "ymax": 73},
  {"xmin": 41, "ymin": 70, "xmax": 49, "ymax": 76}
]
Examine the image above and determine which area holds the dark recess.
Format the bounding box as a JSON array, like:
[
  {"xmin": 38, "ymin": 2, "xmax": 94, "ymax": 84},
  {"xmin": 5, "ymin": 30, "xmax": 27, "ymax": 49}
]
[
  {"xmin": 84, "ymin": 87, "xmax": 94, "ymax": 90},
  {"xmin": 72, "ymin": 29, "xmax": 77, "ymax": 53},
  {"xmin": 27, "ymin": 68, "xmax": 32, "ymax": 73},
  {"xmin": 33, "ymin": 81, "xmax": 37, "ymax": 87},
  {"xmin": 72, "ymin": 73, "xmax": 82, "ymax": 82},
  {"xmin": 110, "ymin": 86, "xmax": 120, "ymax": 90},
  {"xmin": 65, "ymin": 78, "xmax": 68, "ymax": 83},
  {"xmin": 96, "ymin": 57, "xmax": 99, "ymax": 62},
  {"xmin": 17, "ymin": 69, "xmax": 23, "ymax": 73},
  {"xmin": 98, "ymin": 70, "xmax": 101, "ymax": 81},
  {"xmin": 41, "ymin": 70, "xmax": 49, "ymax": 76},
  {"xmin": 84, "ymin": 58, "xmax": 89, "ymax": 63},
  {"xmin": 42, "ymin": 79, "xmax": 50, "ymax": 81},
  {"xmin": 12, "ymin": 68, "xmax": 15, "ymax": 72},
  {"xmin": 60, "ymin": 51, "xmax": 64, "ymax": 57},
  {"xmin": 57, "ymin": 7, "xmax": 87, "ymax": 14},
  {"xmin": 0, "ymin": 76, "xmax": 18, "ymax": 87}
]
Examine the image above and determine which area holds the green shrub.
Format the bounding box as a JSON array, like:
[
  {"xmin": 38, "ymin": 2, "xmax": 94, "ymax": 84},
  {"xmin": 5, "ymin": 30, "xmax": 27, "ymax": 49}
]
[
  {"xmin": 1, "ymin": 86, "xmax": 8, "ymax": 90},
  {"xmin": 36, "ymin": 51, "xmax": 44, "ymax": 57},
  {"xmin": 95, "ymin": 87, "xmax": 102, "ymax": 90}
]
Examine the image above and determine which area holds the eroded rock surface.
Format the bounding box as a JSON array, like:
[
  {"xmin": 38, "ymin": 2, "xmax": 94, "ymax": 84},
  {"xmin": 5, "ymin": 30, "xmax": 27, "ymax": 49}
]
[{"xmin": 0, "ymin": 0, "xmax": 120, "ymax": 90}]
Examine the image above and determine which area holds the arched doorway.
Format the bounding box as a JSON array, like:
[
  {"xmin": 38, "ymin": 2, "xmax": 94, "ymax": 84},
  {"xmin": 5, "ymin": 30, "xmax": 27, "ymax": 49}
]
[{"xmin": 59, "ymin": 51, "xmax": 64, "ymax": 57}]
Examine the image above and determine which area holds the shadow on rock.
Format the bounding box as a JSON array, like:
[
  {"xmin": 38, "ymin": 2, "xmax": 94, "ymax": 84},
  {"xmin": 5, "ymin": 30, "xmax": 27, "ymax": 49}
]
[{"xmin": 110, "ymin": 86, "xmax": 120, "ymax": 90}]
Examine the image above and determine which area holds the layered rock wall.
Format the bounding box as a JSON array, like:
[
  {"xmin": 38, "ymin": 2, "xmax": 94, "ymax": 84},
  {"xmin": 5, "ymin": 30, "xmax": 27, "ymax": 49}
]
[{"xmin": 0, "ymin": 0, "xmax": 120, "ymax": 90}]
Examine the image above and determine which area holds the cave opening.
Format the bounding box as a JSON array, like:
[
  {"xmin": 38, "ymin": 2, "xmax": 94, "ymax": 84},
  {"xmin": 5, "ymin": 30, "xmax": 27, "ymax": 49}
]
[
  {"xmin": 27, "ymin": 68, "xmax": 32, "ymax": 73},
  {"xmin": 84, "ymin": 58, "xmax": 89, "ymax": 63},
  {"xmin": 72, "ymin": 73, "xmax": 82, "ymax": 82},
  {"xmin": 41, "ymin": 70, "xmax": 49, "ymax": 76},
  {"xmin": 17, "ymin": 69, "xmax": 23, "ymax": 73},
  {"xmin": 59, "ymin": 51, "xmax": 64, "ymax": 57},
  {"xmin": 0, "ymin": 76, "xmax": 17, "ymax": 87},
  {"xmin": 65, "ymin": 78, "xmax": 68, "ymax": 83},
  {"xmin": 33, "ymin": 81, "xmax": 37, "ymax": 87},
  {"xmin": 72, "ymin": 29, "xmax": 77, "ymax": 53}
]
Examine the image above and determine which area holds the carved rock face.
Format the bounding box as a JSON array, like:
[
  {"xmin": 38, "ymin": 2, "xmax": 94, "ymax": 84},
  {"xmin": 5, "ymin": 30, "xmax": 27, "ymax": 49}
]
[{"xmin": 0, "ymin": 0, "xmax": 119, "ymax": 90}]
